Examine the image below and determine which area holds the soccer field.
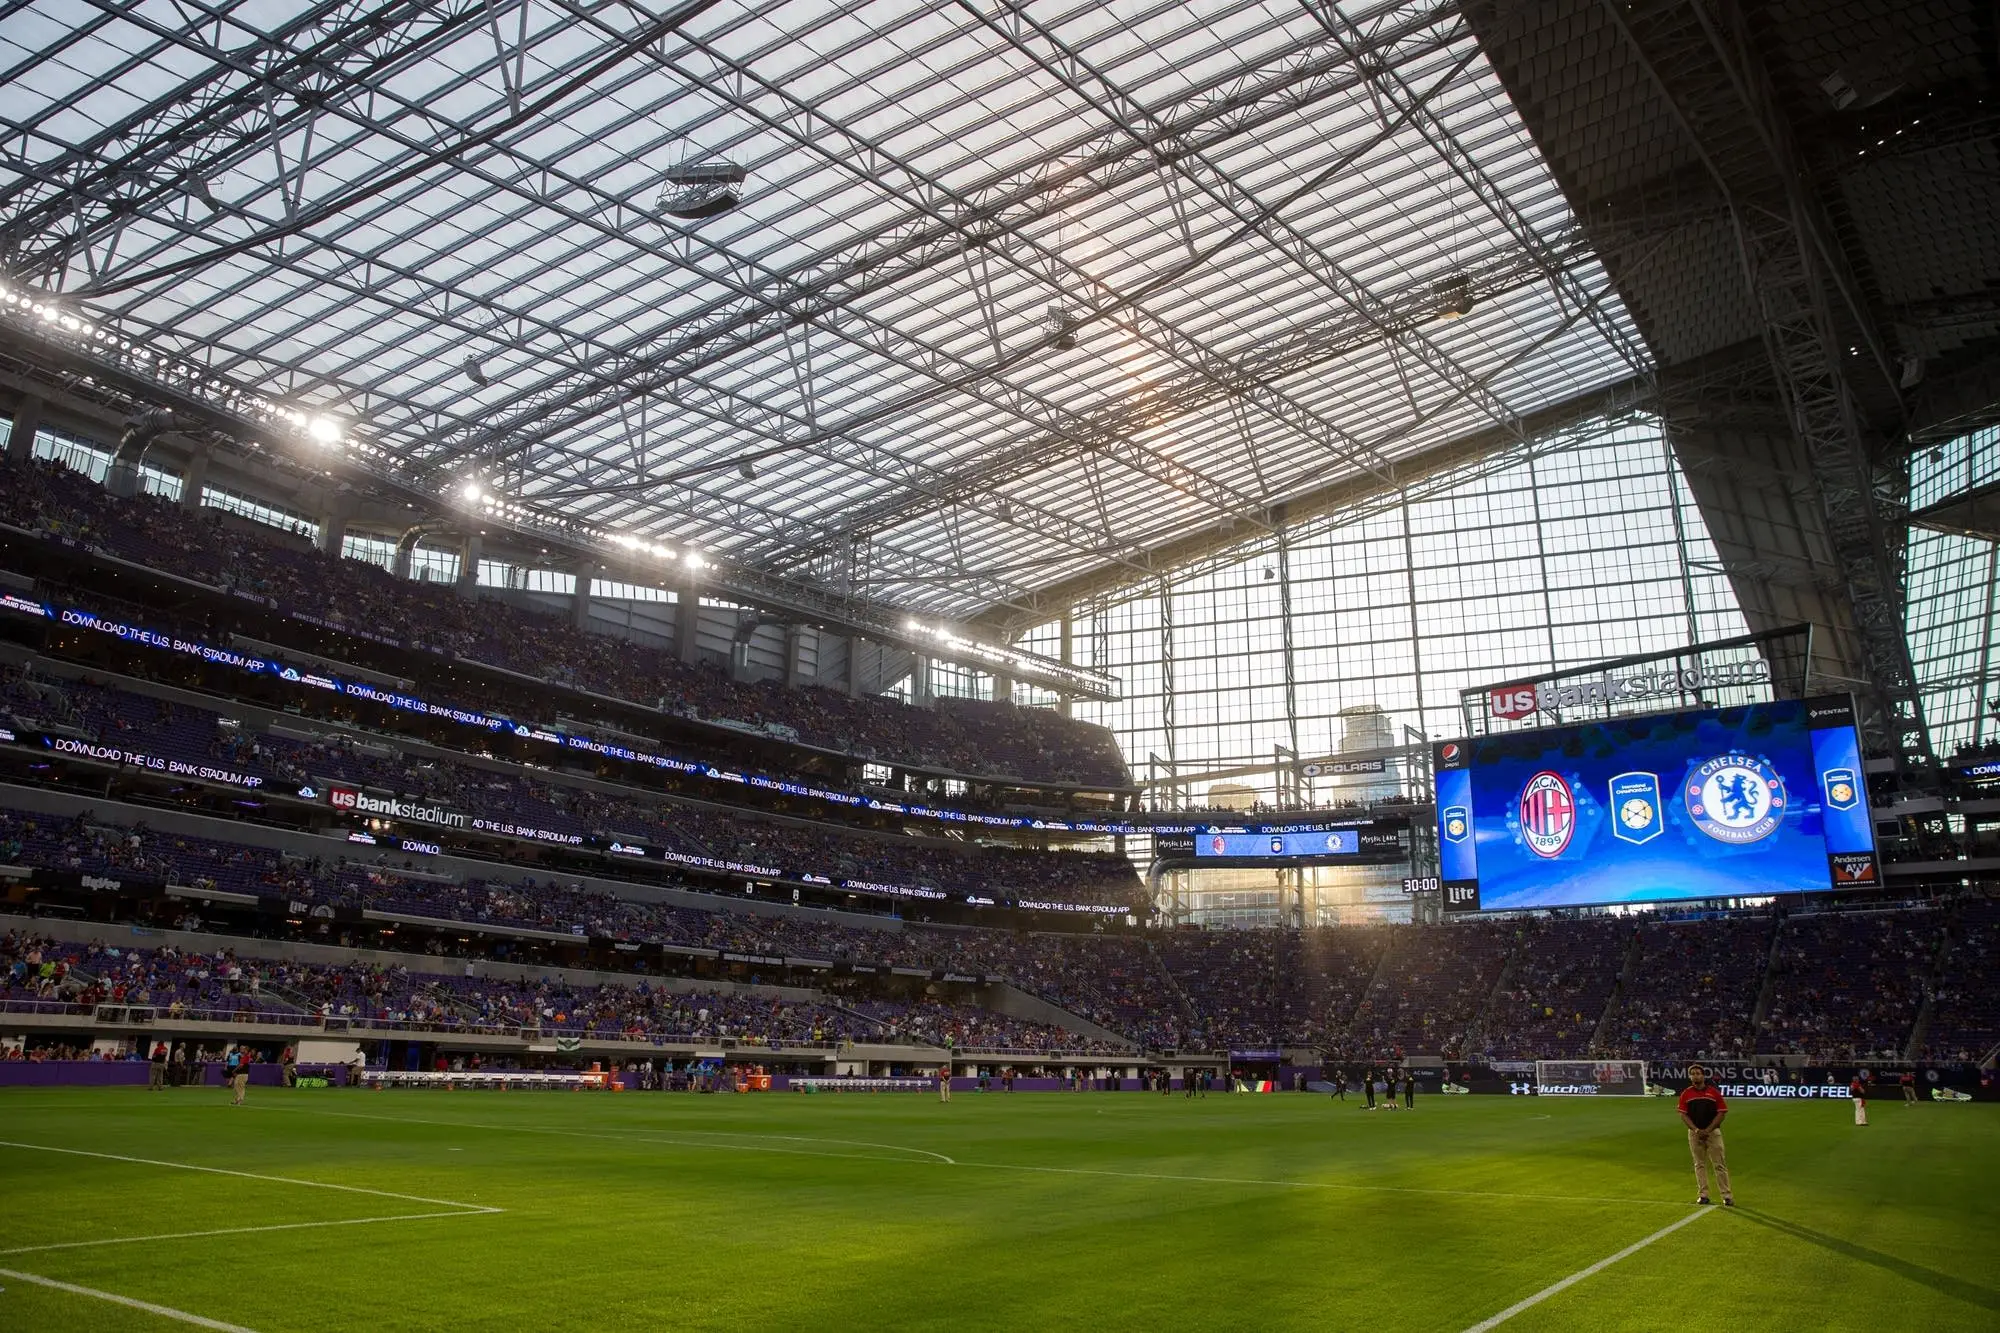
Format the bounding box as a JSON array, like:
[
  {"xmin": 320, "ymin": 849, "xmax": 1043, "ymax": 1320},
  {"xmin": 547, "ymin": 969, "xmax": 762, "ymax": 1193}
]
[{"xmin": 0, "ymin": 1088, "xmax": 1993, "ymax": 1331}]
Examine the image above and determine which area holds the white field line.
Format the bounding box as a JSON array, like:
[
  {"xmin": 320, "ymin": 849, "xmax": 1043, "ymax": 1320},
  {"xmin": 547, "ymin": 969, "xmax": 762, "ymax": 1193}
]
[
  {"xmin": 1, "ymin": 1211, "xmax": 492, "ymax": 1256},
  {"xmin": 0, "ymin": 1140, "xmax": 500, "ymax": 1212},
  {"xmin": 253, "ymin": 1105, "xmax": 1683, "ymax": 1208},
  {"xmin": 0, "ymin": 1266, "xmax": 259, "ymax": 1331},
  {"xmin": 1460, "ymin": 1207, "xmax": 1714, "ymax": 1332}
]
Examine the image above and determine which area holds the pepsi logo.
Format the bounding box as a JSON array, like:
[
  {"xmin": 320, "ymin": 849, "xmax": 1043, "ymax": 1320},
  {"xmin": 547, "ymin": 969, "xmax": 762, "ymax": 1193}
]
[{"xmin": 1440, "ymin": 742, "xmax": 1461, "ymax": 762}]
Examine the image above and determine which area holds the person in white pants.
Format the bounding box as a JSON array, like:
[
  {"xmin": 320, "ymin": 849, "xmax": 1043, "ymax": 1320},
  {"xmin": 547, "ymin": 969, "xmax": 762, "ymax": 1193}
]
[{"xmin": 1849, "ymin": 1074, "xmax": 1868, "ymax": 1125}]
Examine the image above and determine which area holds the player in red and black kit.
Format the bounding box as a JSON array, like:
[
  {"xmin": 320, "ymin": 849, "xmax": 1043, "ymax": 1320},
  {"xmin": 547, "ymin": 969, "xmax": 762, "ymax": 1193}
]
[{"xmin": 1676, "ymin": 1065, "xmax": 1733, "ymax": 1206}]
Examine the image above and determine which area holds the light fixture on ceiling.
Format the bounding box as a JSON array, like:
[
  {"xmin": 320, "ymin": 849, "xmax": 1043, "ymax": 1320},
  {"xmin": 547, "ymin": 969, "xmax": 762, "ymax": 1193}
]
[
  {"xmin": 658, "ymin": 159, "xmax": 749, "ymax": 221},
  {"xmin": 1043, "ymin": 302, "xmax": 1079, "ymax": 351},
  {"xmin": 738, "ymin": 459, "xmax": 756, "ymax": 480},
  {"xmin": 462, "ymin": 480, "xmax": 484, "ymax": 503},
  {"xmin": 1434, "ymin": 273, "xmax": 1475, "ymax": 320},
  {"xmin": 305, "ymin": 415, "xmax": 343, "ymax": 444},
  {"xmin": 464, "ymin": 356, "xmax": 488, "ymax": 387}
]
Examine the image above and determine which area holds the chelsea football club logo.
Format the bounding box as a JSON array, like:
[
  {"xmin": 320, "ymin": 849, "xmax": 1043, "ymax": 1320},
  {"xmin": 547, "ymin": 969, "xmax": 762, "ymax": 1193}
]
[{"xmin": 1684, "ymin": 753, "xmax": 1786, "ymax": 845}]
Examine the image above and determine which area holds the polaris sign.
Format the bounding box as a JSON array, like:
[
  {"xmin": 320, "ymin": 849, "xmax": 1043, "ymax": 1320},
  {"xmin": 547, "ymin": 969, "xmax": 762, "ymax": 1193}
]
[{"xmin": 1489, "ymin": 659, "xmax": 1771, "ymax": 721}]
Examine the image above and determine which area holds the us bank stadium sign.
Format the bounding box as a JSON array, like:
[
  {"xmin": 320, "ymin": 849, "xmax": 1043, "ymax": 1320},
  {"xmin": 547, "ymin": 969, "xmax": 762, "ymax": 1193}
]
[
  {"xmin": 1486, "ymin": 660, "xmax": 1771, "ymax": 722},
  {"xmin": 1464, "ymin": 625, "xmax": 1807, "ymax": 735}
]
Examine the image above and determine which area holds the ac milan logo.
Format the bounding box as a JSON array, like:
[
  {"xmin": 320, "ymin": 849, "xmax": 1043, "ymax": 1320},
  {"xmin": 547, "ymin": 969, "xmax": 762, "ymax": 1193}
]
[{"xmin": 1518, "ymin": 771, "xmax": 1576, "ymax": 858}]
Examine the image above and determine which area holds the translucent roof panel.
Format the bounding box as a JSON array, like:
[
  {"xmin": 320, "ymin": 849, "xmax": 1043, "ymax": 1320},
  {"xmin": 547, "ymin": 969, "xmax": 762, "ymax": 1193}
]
[{"xmin": 0, "ymin": 0, "xmax": 1648, "ymax": 621}]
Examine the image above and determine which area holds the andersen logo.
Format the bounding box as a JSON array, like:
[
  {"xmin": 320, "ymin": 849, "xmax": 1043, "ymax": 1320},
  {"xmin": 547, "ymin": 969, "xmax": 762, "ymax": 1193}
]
[{"xmin": 327, "ymin": 786, "xmax": 467, "ymax": 830}]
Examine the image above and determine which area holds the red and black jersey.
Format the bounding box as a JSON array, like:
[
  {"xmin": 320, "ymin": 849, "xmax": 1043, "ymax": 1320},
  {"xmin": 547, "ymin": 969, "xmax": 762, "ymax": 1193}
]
[
  {"xmin": 1678, "ymin": 1083, "xmax": 1726, "ymax": 1129},
  {"xmin": 1850, "ymin": 1078, "xmax": 1867, "ymax": 1100}
]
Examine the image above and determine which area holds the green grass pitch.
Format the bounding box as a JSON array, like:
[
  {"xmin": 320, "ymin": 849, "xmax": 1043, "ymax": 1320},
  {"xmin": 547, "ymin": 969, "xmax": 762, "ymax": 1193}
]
[{"xmin": 0, "ymin": 1088, "xmax": 1993, "ymax": 1330}]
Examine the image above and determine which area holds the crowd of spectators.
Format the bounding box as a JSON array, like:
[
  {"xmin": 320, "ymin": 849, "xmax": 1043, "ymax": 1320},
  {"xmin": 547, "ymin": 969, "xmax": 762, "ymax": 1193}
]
[
  {"xmin": 1602, "ymin": 916, "xmax": 1775, "ymax": 1061},
  {"xmin": 1478, "ymin": 918, "xmax": 1629, "ymax": 1060},
  {"xmin": 1341, "ymin": 921, "xmax": 1513, "ymax": 1059},
  {"xmin": 0, "ymin": 665, "xmax": 1146, "ymax": 907},
  {"xmin": 1924, "ymin": 898, "xmax": 2000, "ymax": 1062},
  {"xmin": 0, "ymin": 455, "xmax": 1129, "ymax": 787},
  {"xmin": 0, "ymin": 930, "xmax": 1099, "ymax": 1052},
  {"xmin": 6, "ymin": 886, "xmax": 1986, "ymax": 1060},
  {"xmin": 1761, "ymin": 910, "xmax": 1938, "ymax": 1061}
]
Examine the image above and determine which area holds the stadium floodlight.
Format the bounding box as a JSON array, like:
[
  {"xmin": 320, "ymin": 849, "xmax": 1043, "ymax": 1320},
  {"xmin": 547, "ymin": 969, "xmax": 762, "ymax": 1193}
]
[
  {"xmin": 683, "ymin": 551, "xmax": 707, "ymax": 571},
  {"xmin": 306, "ymin": 415, "xmax": 343, "ymax": 444},
  {"xmin": 1434, "ymin": 273, "xmax": 1475, "ymax": 319},
  {"xmin": 657, "ymin": 160, "xmax": 748, "ymax": 220},
  {"xmin": 462, "ymin": 481, "xmax": 484, "ymax": 503}
]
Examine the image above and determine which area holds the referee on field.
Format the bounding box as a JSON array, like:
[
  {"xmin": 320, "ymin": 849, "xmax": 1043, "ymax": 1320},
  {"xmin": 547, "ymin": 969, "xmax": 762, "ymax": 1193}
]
[{"xmin": 1676, "ymin": 1065, "xmax": 1733, "ymax": 1206}]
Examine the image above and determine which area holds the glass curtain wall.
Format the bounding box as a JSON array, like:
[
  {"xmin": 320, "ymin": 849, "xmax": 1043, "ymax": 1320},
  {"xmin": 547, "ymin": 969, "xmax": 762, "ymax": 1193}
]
[
  {"xmin": 1059, "ymin": 414, "xmax": 1747, "ymax": 810},
  {"xmin": 1907, "ymin": 425, "xmax": 2000, "ymax": 761}
]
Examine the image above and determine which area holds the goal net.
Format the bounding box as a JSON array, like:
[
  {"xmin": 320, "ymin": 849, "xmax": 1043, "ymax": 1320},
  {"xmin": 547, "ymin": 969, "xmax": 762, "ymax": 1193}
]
[{"xmin": 1534, "ymin": 1059, "xmax": 1649, "ymax": 1096}]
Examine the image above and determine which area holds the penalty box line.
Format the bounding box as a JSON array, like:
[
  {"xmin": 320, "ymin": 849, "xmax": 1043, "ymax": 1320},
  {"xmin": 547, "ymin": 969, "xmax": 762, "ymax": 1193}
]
[
  {"xmin": 0, "ymin": 1139, "xmax": 501, "ymax": 1214},
  {"xmin": 1460, "ymin": 1206, "xmax": 1715, "ymax": 1332},
  {"xmin": 0, "ymin": 1266, "xmax": 260, "ymax": 1332},
  {"xmin": 0, "ymin": 1140, "xmax": 503, "ymax": 1331}
]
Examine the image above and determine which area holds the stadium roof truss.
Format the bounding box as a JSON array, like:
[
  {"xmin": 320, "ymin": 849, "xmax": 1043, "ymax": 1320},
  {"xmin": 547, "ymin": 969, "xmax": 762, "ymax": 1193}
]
[{"xmin": 0, "ymin": 0, "xmax": 1654, "ymax": 628}]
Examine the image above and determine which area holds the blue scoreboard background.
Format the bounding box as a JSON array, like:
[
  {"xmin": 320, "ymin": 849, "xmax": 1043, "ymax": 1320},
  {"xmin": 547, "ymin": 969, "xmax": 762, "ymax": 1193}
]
[{"xmin": 1434, "ymin": 696, "xmax": 1879, "ymax": 911}]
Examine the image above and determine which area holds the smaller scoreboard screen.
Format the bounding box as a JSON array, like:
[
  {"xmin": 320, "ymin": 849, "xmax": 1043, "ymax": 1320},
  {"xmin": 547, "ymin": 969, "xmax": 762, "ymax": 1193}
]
[
  {"xmin": 1153, "ymin": 822, "xmax": 1404, "ymax": 866},
  {"xmin": 1197, "ymin": 830, "xmax": 1357, "ymax": 859},
  {"xmin": 1435, "ymin": 695, "xmax": 1878, "ymax": 911}
]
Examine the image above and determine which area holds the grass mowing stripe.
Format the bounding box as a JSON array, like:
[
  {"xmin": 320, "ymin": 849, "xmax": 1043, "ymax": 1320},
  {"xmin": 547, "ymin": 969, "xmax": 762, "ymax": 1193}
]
[
  {"xmin": 0, "ymin": 1139, "xmax": 500, "ymax": 1213},
  {"xmin": 246, "ymin": 1103, "xmax": 961, "ymax": 1166},
  {"xmin": 256, "ymin": 1102, "xmax": 1679, "ymax": 1207},
  {"xmin": 0, "ymin": 1266, "xmax": 260, "ymax": 1331},
  {"xmin": 948, "ymin": 1152, "xmax": 1688, "ymax": 1200},
  {"xmin": 0, "ymin": 1210, "xmax": 499, "ymax": 1256},
  {"xmin": 1459, "ymin": 1207, "xmax": 1714, "ymax": 1331}
]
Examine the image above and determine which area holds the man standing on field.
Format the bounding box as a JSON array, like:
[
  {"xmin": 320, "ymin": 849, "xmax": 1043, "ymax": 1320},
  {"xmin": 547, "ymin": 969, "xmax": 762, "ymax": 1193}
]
[{"xmin": 1677, "ymin": 1064, "xmax": 1733, "ymax": 1206}]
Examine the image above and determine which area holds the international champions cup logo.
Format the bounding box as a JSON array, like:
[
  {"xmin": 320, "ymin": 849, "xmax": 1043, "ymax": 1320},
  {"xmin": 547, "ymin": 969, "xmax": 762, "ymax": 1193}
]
[
  {"xmin": 1684, "ymin": 754, "xmax": 1786, "ymax": 845},
  {"xmin": 1517, "ymin": 771, "xmax": 1576, "ymax": 858}
]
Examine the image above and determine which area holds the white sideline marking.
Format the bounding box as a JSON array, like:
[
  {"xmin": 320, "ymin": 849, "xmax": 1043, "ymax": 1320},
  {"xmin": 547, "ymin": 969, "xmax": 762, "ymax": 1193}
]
[
  {"xmin": 0, "ymin": 1211, "xmax": 491, "ymax": 1256},
  {"xmin": 0, "ymin": 1140, "xmax": 500, "ymax": 1213},
  {"xmin": 1459, "ymin": 1207, "xmax": 1714, "ymax": 1331},
  {"xmin": 0, "ymin": 1266, "xmax": 259, "ymax": 1331}
]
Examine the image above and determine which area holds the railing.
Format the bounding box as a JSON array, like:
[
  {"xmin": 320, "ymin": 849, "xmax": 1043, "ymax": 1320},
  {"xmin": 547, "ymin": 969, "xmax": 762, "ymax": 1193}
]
[{"xmin": 1, "ymin": 996, "xmax": 1133, "ymax": 1055}]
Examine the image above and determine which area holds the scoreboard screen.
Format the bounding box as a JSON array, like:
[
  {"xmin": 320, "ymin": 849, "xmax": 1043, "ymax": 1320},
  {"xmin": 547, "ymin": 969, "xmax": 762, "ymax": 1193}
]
[
  {"xmin": 1434, "ymin": 695, "xmax": 1878, "ymax": 911},
  {"xmin": 1153, "ymin": 822, "xmax": 1404, "ymax": 866},
  {"xmin": 1197, "ymin": 830, "xmax": 1358, "ymax": 859}
]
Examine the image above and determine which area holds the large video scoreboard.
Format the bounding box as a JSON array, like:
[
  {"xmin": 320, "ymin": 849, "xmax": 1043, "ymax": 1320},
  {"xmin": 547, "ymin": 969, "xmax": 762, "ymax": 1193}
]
[{"xmin": 1435, "ymin": 696, "xmax": 1878, "ymax": 911}]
